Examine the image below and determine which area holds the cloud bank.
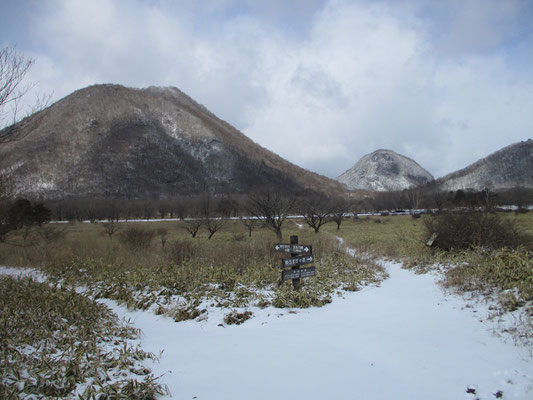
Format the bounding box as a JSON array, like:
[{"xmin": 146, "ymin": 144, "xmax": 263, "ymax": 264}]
[{"xmin": 2, "ymin": 0, "xmax": 533, "ymax": 179}]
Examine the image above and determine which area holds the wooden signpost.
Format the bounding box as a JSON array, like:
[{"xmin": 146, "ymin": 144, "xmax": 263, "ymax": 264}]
[
  {"xmin": 281, "ymin": 255, "xmax": 314, "ymax": 268},
  {"xmin": 282, "ymin": 267, "xmax": 316, "ymax": 281},
  {"xmin": 274, "ymin": 244, "xmax": 312, "ymax": 254},
  {"xmin": 274, "ymin": 235, "xmax": 316, "ymax": 289}
]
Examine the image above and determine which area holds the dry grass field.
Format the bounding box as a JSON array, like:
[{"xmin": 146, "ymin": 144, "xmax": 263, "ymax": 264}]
[{"xmin": 1, "ymin": 211, "xmax": 532, "ymax": 397}]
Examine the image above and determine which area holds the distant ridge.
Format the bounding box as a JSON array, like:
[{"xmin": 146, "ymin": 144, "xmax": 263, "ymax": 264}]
[
  {"xmin": 0, "ymin": 84, "xmax": 346, "ymax": 199},
  {"xmin": 435, "ymin": 140, "xmax": 533, "ymax": 191},
  {"xmin": 337, "ymin": 149, "xmax": 433, "ymax": 191}
]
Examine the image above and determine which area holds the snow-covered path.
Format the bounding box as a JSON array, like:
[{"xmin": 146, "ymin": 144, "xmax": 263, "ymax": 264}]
[{"xmin": 104, "ymin": 262, "xmax": 533, "ymax": 400}]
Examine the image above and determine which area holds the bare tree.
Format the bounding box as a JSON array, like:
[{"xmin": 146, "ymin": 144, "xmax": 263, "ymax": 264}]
[
  {"xmin": 217, "ymin": 196, "xmax": 239, "ymax": 217},
  {"xmin": 0, "ymin": 47, "xmax": 34, "ymax": 122},
  {"xmin": 482, "ymin": 184, "xmax": 494, "ymax": 211},
  {"xmin": 158, "ymin": 202, "xmax": 168, "ymax": 219},
  {"xmin": 241, "ymin": 217, "xmax": 257, "ymax": 237},
  {"xmin": 330, "ymin": 198, "xmax": 349, "ymax": 231},
  {"xmin": 430, "ymin": 189, "xmax": 448, "ymax": 211},
  {"xmin": 102, "ymin": 222, "xmax": 119, "ymax": 240},
  {"xmin": 174, "ymin": 198, "xmax": 188, "ymax": 220},
  {"xmin": 247, "ymin": 190, "xmax": 294, "ymax": 240},
  {"xmin": 0, "ymin": 46, "xmax": 51, "ymax": 143},
  {"xmin": 200, "ymin": 193, "xmax": 226, "ymax": 239},
  {"xmin": 206, "ymin": 217, "xmax": 226, "ymax": 239},
  {"xmin": 182, "ymin": 219, "xmax": 203, "ymax": 238},
  {"xmin": 142, "ymin": 202, "xmax": 155, "ymax": 220},
  {"xmin": 406, "ymin": 187, "xmax": 422, "ymax": 212},
  {"xmin": 298, "ymin": 196, "xmax": 331, "ymax": 233},
  {"xmin": 104, "ymin": 201, "xmax": 121, "ymax": 222},
  {"xmin": 507, "ymin": 186, "xmax": 530, "ymax": 211}
]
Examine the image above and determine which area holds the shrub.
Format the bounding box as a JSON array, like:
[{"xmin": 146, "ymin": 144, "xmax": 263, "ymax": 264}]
[
  {"xmin": 168, "ymin": 239, "xmax": 196, "ymax": 263},
  {"xmin": 232, "ymin": 232, "xmax": 246, "ymax": 242},
  {"xmin": 0, "ymin": 276, "xmax": 165, "ymax": 399},
  {"xmin": 102, "ymin": 221, "xmax": 120, "ymax": 239},
  {"xmin": 444, "ymin": 247, "xmax": 533, "ymax": 305},
  {"xmin": 272, "ymin": 285, "xmax": 332, "ymax": 308},
  {"xmin": 171, "ymin": 305, "xmax": 206, "ymax": 322},
  {"xmin": 37, "ymin": 225, "xmax": 66, "ymax": 242},
  {"xmin": 224, "ymin": 310, "xmax": 253, "ymax": 325},
  {"xmin": 424, "ymin": 211, "xmax": 530, "ymax": 251},
  {"xmin": 119, "ymin": 226, "xmax": 155, "ymax": 250}
]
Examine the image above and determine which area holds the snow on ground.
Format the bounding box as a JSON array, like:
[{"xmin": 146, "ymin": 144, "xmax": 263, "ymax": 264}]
[
  {"xmin": 101, "ymin": 261, "xmax": 533, "ymax": 400},
  {"xmin": 0, "ymin": 266, "xmax": 45, "ymax": 281},
  {"xmin": 2, "ymin": 262, "xmax": 532, "ymax": 399}
]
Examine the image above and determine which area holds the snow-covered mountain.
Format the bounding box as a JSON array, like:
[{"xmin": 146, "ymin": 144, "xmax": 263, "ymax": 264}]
[
  {"xmin": 436, "ymin": 140, "xmax": 533, "ymax": 191},
  {"xmin": 0, "ymin": 84, "xmax": 345, "ymax": 199},
  {"xmin": 337, "ymin": 149, "xmax": 434, "ymax": 191}
]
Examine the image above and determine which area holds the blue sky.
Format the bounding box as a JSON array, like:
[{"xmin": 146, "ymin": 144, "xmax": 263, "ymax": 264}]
[{"xmin": 1, "ymin": 0, "xmax": 533, "ymax": 179}]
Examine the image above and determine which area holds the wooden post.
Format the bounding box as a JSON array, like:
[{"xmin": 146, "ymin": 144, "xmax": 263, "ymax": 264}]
[{"xmin": 290, "ymin": 235, "xmax": 301, "ymax": 290}]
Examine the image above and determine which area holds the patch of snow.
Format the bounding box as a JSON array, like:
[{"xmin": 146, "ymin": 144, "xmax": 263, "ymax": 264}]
[
  {"xmin": 3, "ymin": 263, "xmax": 531, "ymax": 400},
  {"xmin": 0, "ymin": 266, "xmax": 46, "ymax": 282},
  {"xmin": 104, "ymin": 261, "xmax": 533, "ymax": 400}
]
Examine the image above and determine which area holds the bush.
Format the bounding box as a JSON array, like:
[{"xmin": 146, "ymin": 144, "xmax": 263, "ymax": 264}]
[
  {"xmin": 424, "ymin": 211, "xmax": 530, "ymax": 251},
  {"xmin": 0, "ymin": 276, "xmax": 165, "ymax": 399},
  {"xmin": 119, "ymin": 226, "xmax": 155, "ymax": 250},
  {"xmin": 168, "ymin": 239, "xmax": 196, "ymax": 263},
  {"xmin": 37, "ymin": 225, "xmax": 66, "ymax": 242},
  {"xmin": 444, "ymin": 247, "xmax": 533, "ymax": 306},
  {"xmin": 224, "ymin": 310, "xmax": 253, "ymax": 325}
]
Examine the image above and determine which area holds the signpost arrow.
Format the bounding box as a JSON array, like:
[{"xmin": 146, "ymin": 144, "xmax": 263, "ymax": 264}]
[
  {"xmin": 282, "ymin": 267, "xmax": 316, "ymax": 281},
  {"xmin": 281, "ymin": 254, "xmax": 314, "ymax": 268},
  {"xmin": 274, "ymin": 244, "xmax": 291, "ymax": 252},
  {"xmin": 291, "ymin": 244, "xmax": 312, "ymax": 254},
  {"xmin": 274, "ymin": 244, "xmax": 312, "ymax": 255}
]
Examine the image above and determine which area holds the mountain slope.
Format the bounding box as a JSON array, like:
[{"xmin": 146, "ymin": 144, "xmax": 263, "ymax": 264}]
[
  {"xmin": 337, "ymin": 149, "xmax": 434, "ymax": 191},
  {"xmin": 0, "ymin": 84, "xmax": 346, "ymax": 199},
  {"xmin": 436, "ymin": 140, "xmax": 533, "ymax": 191}
]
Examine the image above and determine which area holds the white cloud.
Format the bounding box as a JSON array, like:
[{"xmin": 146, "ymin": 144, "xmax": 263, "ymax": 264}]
[
  {"xmin": 7, "ymin": 0, "xmax": 533, "ymax": 179},
  {"xmin": 437, "ymin": 0, "xmax": 525, "ymax": 56},
  {"xmin": 243, "ymin": 0, "xmax": 533, "ymax": 178}
]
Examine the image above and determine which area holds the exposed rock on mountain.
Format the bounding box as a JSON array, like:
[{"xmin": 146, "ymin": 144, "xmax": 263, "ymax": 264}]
[
  {"xmin": 436, "ymin": 140, "xmax": 533, "ymax": 191},
  {"xmin": 0, "ymin": 84, "xmax": 345, "ymax": 199},
  {"xmin": 337, "ymin": 149, "xmax": 434, "ymax": 191}
]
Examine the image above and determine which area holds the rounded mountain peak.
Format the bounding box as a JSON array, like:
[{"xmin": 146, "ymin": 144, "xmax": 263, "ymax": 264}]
[{"xmin": 337, "ymin": 149, "xmax": 434, "ymax": 191}]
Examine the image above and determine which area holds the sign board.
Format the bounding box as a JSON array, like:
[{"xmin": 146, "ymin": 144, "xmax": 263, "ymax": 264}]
[
  {"xmin": 282, "ymin": 267, "xmax": 316, "ymax": 281},
  {"xmin": 274, "ymin": 244, "xmax": 312, "ymax": 254},
  {"xmin": 281, "ymin": 255, "xmax": 314, "ymax": 268},
  {"xmin": 426, "ymin": 232, "xmax": 438, "ymax": 247}
]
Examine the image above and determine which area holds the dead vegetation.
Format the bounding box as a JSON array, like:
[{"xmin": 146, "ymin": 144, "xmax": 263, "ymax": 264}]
[
  {"xmin": 0, "ymin": 275, "xmax": 166, "ymax": 399},
  {"xmin": 423, "ymin": 210, "xmax": 531, "ymax": 251}
]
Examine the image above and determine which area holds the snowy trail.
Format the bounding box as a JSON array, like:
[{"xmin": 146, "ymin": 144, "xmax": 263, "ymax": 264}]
[{"xmin": 101, "ymin": 262, "xmax": 533, "ymax": 400}]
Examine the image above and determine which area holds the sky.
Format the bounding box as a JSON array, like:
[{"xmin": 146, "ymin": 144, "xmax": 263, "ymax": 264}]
[{"xmin": 1, "ymin": 0, "xmax": 533, "ymax": 179}]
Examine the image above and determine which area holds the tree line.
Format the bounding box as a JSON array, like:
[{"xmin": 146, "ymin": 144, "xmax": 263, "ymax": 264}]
[
  {"xmin": 3, "ymin": 184, "xmax": 530, "ymax": 244},
  {"xmin": 2, "ymin": 184, "xmax": 531, "ymax": 231}
]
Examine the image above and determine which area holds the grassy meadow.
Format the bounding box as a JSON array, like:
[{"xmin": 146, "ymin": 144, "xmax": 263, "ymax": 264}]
[
  {"xmin": 1, "ymin": 211, "xmax": 532, "ymax": 397},
  {"xmin": 0, "ymin": 218, "xmax": 388, "ymax": 310}
]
